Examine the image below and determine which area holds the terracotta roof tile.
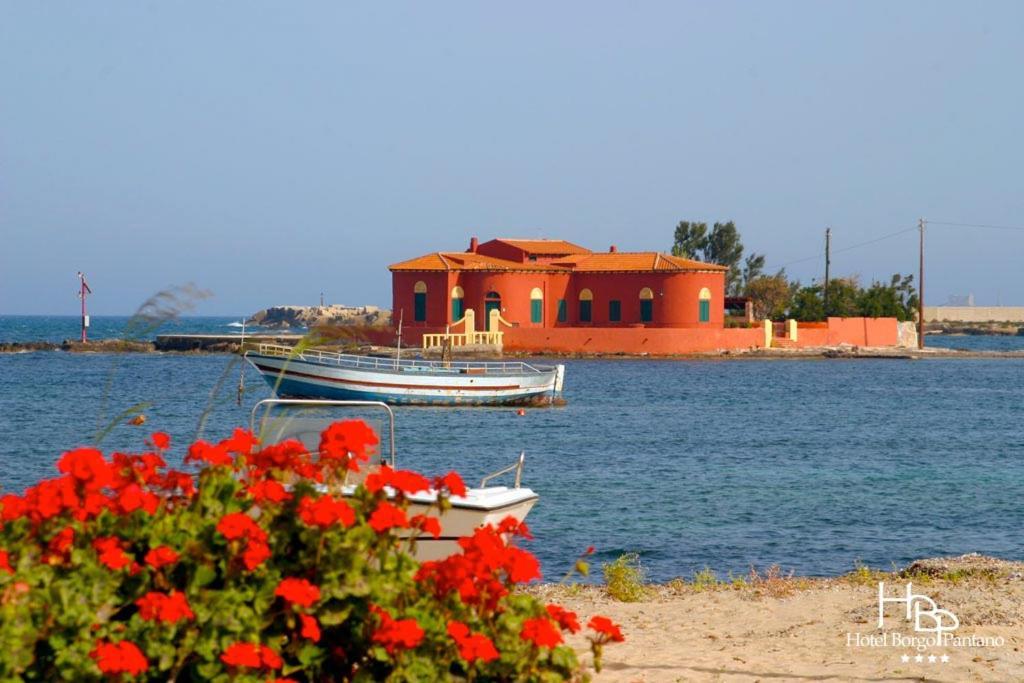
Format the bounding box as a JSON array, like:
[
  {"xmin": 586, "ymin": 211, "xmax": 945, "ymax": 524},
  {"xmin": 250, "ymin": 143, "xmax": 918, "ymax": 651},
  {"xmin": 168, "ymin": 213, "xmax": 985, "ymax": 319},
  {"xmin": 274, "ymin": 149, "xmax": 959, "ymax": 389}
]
[
  {"xmin": 389, "ymin": 252, "xmax": 567, "ymax": 272},
  {"xmin": 554, "ymin": 252, "xmax": 728, "ymax": 272},
  {"xmin": 492, "ymin": 238, "xmax": 591, "ymax": 255}
]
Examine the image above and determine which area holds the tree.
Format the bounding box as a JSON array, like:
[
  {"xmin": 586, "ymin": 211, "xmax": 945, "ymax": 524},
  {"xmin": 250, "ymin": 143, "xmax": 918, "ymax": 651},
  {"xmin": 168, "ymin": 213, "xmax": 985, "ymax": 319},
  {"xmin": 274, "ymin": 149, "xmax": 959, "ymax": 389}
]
[
  {"xmin": 789, "ymin": 284, "xmax": 825, "ymax": 321},
  {"xmin": 704, "ymin": 221, "xmax": 745, "ymax": 295},
  {"xmin": 857, "ymin": 273, "xmax": 917, "ymax": 321},
  {"xmin": 671, "ymin": 221, "xmax": 708, "ymax": 259},
  {"xmin": 741, "ymin": 253, "xmax": 766, "ymax": 292},
  {"xmin": 823, "ymin": 277, "xmax": 861, "ymax": 317},
  {"xmin": 744, "ymin": 273, "xmax": 790, "ymax": 320}
]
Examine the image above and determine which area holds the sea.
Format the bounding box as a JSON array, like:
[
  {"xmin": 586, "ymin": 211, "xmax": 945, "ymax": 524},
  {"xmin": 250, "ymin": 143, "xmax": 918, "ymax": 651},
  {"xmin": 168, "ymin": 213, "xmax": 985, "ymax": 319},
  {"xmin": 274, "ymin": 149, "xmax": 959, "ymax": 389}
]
[{"xmin": 2, "ymin": 315, "xmax": 1023, "ymax": 582}]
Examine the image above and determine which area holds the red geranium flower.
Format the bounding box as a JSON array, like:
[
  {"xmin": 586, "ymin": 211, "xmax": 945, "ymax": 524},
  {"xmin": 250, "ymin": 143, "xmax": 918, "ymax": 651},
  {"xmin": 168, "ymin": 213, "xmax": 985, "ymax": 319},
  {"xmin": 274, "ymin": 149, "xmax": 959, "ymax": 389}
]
[
  {"xmin": 144, "ymin": 545, "xmax": 179, "ymax": 569},
  {"xmin": 186, "ymin": 440, "xmax": 232, "ymax": 467},
  {"xmin": 318, "ymin": 420, "xmax": 379, "ymax": 470},
  {"xmin": 297, "ymin": 495, "xmax": 355, "ymax": 528},
  {"xmin": 0, "ymin": 550, "xmax": 12, "ymax": 574},
  {"xmin": 520, "ymin": 617, "xmax": 563, "ymax": 648},
  {"xmin": 216, "ymin": 512, "xmax": 266, "ymax": 542},
  {"xmin": 368, "ymin": 500, "xmax": 409, "ymax": 533},
  {"xmin": 410, "ymin": 514, "xmax": 441, "ymax": 539},
  {"xmin": 246, "ymin": 480, "xmax": 291, "ymax": 504},
  {"xmin": 90, "ymin": 640, "xmax": 149, "ymax": 676},
  {"xmin": 47, "ymin": 526, "xmax": 75, "ymax": 555},
  {"xmin": 433, "ymin": 471, "xmax": 467, "ymax": 497},
  {"xmin": 222, "ymin": 428, "xmax": 259, "ymax": 454},
  {"xmin": 58, "ymin": 447, "xmax": 113, "ymax": 489},
  {"xmin": 220, "ymin": 643, "xmax": 281, "ymax": 669},
  {"xmin": 365, "ymin": 466, "xmax": 430, "ymax": 495},
  {"xmin": 220, "ymin": 643, "xmax": 260, "ymax": 668},
  {"xmin": 274, "ymin": 578, "xmax": 321, "ymax": 608},
  {"xmin": 117, "ymin": 483, "xmax": 160, "ymax": 515},
  {"xmin": 498, "ymin": 516, "xmax": 533, "ymax": 539},
  {"xmin": 546, "ymin": 604, "xmax": 580, "ymax": 633},
  {"xmin": 93, "ymin": 537, "xmax": 133, "ymax": 571},
  {"xmin": 447, "ymin": 621, "xmax": 499, "ymax": 663},
  {"xmin": 587, "ymin": 615, "xmax": 624, "ymax": 642},
  {"xmin": 135, "ymin": 590, "xmax": 194, "ymax": 624},
  {"xmin": 241, "ymin": 539, "xmax": 271, "ymax": 571},
  {"xmin": 299, "ymin": 614, "xmax": 321, "ymax": 642},
  {"xmin": 371, "ymin": 607, "xmax": 424, "ymax": 654},
  {"xmin": 150, "ymin": 432, "xmax": 170, "ymax": 450}
]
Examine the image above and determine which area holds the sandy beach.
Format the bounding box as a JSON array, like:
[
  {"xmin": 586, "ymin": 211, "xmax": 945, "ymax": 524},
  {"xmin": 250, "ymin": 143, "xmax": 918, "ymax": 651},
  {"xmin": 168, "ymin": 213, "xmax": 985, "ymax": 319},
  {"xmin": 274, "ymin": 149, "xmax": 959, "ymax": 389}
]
[{"xmin": 535, "ymin": 556, "xmax": 1024, "ymax": 682}]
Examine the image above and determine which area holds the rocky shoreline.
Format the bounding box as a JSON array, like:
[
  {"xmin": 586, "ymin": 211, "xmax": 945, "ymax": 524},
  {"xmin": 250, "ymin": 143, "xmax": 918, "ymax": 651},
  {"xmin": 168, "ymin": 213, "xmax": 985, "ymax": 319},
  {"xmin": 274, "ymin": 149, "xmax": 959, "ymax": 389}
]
[{"xmin": 247, "ymin": 304, "xmax": 390, "ymax": 329}]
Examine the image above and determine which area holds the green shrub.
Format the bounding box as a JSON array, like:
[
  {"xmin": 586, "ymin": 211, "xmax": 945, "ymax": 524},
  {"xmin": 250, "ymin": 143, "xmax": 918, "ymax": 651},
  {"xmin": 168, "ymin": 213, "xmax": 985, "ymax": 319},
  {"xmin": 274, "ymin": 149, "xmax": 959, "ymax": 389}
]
[{"xmin": 602, "ymin": 553, "xmax": 646, "ymax": 602}]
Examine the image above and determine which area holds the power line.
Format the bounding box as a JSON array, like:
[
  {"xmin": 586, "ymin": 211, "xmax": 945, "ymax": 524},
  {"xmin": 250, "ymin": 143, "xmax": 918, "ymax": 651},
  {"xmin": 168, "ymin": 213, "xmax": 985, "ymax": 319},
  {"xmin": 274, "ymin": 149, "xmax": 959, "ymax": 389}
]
[
  {"xmin": 769, "ymin": 226, "xmax": 917, "ymax": 271},
  {"xmin": 928, "ymin": 220, "xmax": 1024, "ymax": 232}
]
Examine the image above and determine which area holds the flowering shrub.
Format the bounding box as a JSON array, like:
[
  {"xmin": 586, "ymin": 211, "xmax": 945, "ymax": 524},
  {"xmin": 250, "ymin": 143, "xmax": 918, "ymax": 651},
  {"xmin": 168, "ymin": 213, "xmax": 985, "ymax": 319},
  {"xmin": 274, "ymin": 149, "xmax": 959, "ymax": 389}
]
[{"xmin": 0, "ymin": 421, "xmax": 622, "ymax": 680}]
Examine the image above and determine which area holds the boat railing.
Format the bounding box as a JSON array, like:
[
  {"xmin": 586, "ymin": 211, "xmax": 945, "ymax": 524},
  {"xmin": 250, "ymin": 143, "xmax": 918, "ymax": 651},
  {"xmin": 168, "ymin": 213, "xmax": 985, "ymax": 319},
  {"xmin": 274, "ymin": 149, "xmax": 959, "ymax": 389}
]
[
  {"xmin": 479, "ymin": 451, "xmax": 525, "ymax": 489},
  {"xmin": 252, "ymin": 343, "xmax": 552, "ymax": 375},
  {"xmin": 250, "ymin": 398, "xmax": 397, "ymax": 467}
]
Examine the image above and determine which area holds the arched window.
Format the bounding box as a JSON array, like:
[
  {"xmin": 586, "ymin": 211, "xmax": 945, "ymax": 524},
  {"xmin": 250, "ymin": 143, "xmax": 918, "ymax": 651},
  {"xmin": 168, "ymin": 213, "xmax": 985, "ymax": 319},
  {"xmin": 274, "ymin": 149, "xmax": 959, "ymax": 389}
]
[
  {"xmin": 530, "ymin": 287, "xmax": 543, "ymax": 324},
  {"xmin": 639, "ymin": 287, "xmax": 654, "ymax": 323},
  {"xmin": 414, "ymin": 281, "xmax": 428, "ymax": 322},
  {"xmin": 578, "ymin": 288, "xmax": 593, "ymax": 323},
  {"xmin": 451, "ymin": 286, "xmax": 464, "ymax": 321},
  {"xmin": 698, "ymin": 287, "xmax": 711, "ymax": 323}
]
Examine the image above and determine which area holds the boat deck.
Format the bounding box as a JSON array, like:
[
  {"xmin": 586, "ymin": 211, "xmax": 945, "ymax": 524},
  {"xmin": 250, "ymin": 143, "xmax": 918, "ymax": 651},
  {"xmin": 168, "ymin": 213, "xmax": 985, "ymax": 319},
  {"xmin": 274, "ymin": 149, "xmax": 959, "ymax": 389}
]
[{"xmin": 250, "ymin": 343, "xmax": 556, "ymax": 377}]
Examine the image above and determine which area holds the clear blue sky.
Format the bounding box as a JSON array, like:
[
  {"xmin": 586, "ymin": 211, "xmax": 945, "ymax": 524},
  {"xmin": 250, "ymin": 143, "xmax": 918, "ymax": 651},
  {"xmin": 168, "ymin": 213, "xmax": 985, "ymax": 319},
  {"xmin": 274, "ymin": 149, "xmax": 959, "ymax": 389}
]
[{"xmin": 3, "ymin": 1, "xmax": 1023, "ymax": 315}]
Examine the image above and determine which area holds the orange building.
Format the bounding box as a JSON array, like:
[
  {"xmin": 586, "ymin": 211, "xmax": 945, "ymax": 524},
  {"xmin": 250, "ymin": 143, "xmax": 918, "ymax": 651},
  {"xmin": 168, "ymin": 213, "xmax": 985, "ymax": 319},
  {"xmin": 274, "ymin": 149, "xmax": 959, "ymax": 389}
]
[{"xmin": 389, "ymin": 237, "xmax": 728, "ymax": 332}]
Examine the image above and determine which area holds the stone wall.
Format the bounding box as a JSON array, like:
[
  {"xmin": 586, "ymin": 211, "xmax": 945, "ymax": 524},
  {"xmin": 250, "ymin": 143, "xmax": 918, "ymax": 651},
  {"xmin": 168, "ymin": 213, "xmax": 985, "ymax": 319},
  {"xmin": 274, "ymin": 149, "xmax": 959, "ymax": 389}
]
[{"xmin": 924, "ymin": 306, "xmax": 1024, "ymax": 323}]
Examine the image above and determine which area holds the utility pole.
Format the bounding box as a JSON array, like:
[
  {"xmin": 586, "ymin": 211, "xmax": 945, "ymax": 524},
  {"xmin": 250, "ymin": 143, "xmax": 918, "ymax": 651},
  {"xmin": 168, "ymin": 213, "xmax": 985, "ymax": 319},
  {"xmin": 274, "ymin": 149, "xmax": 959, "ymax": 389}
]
[
  {"xmin": 824, "ymin": 227, "xmax": 831, "ymax": 316},
  {"xmin": 77, "ymin": 272, "xmax": 92, "ymax": 343},
  {"xmin": 918, "ymin": 218, "xmax": 925, "ymax": 349}
]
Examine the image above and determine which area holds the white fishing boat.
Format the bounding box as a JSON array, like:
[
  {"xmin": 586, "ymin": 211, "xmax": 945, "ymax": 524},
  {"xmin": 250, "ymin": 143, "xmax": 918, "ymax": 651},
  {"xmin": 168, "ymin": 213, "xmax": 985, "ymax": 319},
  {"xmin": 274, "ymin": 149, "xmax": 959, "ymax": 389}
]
[
  {"xmin": 245, "ymin": 343, "xmax": 565, "ymax": 407},
  {"xmin": 250, "ymin": 399, "xmax": 538, "ymax": 561}
]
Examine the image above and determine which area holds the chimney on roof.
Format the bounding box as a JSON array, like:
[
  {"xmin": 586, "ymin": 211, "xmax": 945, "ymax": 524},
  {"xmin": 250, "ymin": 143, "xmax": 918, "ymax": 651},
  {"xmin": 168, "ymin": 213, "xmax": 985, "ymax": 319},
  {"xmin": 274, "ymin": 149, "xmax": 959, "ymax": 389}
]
[
  {"xmin": 609, "ymin": 245, "xmax": 617, "ymax": 253},
  {"xmin": 469, "ymin": 236, "xmax": 479, "ymax": 253}
]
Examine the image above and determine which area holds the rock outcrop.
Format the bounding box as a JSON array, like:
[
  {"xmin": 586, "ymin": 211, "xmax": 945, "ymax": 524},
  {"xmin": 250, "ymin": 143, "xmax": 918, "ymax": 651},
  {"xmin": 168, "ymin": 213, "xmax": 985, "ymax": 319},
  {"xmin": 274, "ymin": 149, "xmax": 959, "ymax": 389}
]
[{"xmin": 247, "ymin": 305, "xmax": 391, "ymax": 329}]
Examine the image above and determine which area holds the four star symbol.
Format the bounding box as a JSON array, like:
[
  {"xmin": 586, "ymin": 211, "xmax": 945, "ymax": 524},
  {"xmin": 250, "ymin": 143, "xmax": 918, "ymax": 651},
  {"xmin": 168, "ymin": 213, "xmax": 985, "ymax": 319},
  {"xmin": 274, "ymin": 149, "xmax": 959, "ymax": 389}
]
[{"xmin": 900, "ymin": 652, "xmax": 950, "ymax": 665}]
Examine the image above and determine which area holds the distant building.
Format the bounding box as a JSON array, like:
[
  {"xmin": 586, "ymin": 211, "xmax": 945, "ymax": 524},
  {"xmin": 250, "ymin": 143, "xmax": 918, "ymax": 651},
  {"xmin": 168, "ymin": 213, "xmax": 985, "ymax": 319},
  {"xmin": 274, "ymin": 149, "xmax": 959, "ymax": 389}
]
[
  {"xmin": 388, "ymin": 237, "xmax": 727, "ymax": 330},
  {"xmin": 945, "ymin": 293, "xmax": 975, "ymax": 307}
]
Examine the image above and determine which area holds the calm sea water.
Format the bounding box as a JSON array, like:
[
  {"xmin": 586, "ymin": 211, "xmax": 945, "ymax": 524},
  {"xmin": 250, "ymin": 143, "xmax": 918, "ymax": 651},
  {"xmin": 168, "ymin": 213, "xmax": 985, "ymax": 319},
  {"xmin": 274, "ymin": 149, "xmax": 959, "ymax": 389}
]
[
  {"xmin": 1, "ymin": 317, "xmax": 1023, "ymax": 581},
  {"xmin": 0, "ymin": 315, "xmax": 285, "ymax": 343}
]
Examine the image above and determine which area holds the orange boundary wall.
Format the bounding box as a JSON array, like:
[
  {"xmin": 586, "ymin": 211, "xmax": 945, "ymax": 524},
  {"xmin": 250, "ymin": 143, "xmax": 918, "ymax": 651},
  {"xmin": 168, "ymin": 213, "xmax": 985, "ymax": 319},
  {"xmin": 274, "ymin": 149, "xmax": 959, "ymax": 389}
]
[{"xmin": 356, "ymin": 317, "xmax": 899, "ymax": 355}]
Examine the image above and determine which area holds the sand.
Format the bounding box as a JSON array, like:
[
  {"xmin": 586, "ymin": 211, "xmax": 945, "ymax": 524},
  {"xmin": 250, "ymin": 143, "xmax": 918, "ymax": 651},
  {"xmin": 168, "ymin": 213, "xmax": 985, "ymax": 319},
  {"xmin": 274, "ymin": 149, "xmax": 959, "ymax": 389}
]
[{"xmin": 533, "ymin": 556, "xmax": 1024, "ymax": 682}]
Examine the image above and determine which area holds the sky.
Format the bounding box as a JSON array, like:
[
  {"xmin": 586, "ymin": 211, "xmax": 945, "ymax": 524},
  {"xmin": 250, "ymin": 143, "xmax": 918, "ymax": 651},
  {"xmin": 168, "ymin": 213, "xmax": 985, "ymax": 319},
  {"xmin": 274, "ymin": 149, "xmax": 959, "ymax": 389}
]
[{"xmin": 2, "ymin": 1, "xmax": 1023, "ymax": 315}]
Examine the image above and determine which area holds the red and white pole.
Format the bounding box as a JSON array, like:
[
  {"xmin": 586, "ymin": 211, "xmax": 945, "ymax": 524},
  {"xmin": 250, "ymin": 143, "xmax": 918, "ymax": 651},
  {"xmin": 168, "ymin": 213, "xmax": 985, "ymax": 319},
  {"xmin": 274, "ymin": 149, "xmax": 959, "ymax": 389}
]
[{"xmin": 78, "ymin": 272, "xmax": 92, "ymax": 342}]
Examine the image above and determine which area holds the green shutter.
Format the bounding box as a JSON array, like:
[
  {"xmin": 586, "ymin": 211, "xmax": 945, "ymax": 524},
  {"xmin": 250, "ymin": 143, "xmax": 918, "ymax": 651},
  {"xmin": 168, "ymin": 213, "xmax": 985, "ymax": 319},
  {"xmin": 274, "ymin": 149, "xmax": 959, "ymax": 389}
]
[
  {"xmin": 699, "ymin": 299, "xmax": 710, "ymax": 322},
  {"xmin": 640, "ymin": 299, "xmax": 653, "ymax": 322},
  {"xmin": 557, "ymin": 299, "xmax": 567, "ymax": 323},
  {"xmin": 451, "ymin": 298, "xmax": 464, "ymax": 321},
  {"xmin": 579, "ymin": 300, "xmax": 592, "ymax": 322},
  {"xmin": 414, "ymin": 292, "xmax": 427, "ymax": 322},
  {"xmin": 531, "ymin": 299, "xmax": 543, "ymax": 323},
  {"xmin": 609, "ymin": 300, "xmax": 621, "ymax": 322}
]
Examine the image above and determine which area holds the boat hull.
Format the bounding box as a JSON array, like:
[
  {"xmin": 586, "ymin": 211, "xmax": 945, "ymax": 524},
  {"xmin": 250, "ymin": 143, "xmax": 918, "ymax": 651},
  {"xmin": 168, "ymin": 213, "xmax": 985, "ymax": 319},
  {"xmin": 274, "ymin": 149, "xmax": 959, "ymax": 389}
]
[
  {"xmin": 247, "ymin": 353, "xmax": 560, "ymax": 406},
  {"xmin": 401, "ymin": 489, "xmax": 538, "ymax": 561}
]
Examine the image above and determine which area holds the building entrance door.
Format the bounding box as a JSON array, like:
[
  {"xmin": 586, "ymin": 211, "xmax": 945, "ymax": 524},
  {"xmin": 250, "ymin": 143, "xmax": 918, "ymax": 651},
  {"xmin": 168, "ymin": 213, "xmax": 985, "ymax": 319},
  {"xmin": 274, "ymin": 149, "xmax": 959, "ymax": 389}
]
[{"xmin": 484, "ymin": 292, "xmax": 501, "ymax": 331}]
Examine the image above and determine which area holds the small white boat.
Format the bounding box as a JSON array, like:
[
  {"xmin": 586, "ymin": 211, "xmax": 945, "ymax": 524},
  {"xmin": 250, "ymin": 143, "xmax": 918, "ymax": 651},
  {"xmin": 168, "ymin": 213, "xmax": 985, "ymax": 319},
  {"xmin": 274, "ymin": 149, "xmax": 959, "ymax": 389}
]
[
  {"xmin": 245, "ymin": 343, "xmax": 565, "ymax": 407},
  {"xmin": 250, "ymin": 399, "xmax": 538, "ymax": 560}
]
